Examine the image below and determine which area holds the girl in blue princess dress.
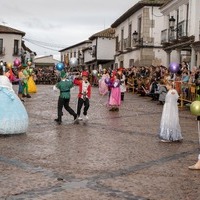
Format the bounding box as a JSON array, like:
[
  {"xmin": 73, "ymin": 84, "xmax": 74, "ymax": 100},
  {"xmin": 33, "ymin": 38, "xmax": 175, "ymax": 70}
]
[{"xmin": 0, "ymin": 66, "xmax": 29, "ymax": 135}]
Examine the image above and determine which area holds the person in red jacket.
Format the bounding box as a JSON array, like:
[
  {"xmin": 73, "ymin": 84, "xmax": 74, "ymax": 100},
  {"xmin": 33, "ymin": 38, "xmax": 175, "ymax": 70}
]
[{"xmin": 74, "ymin": 71, "xmax": 91, "ymax": 121}]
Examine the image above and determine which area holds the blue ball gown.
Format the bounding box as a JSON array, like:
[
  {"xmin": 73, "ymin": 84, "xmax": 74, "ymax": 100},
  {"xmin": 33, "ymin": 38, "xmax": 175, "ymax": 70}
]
[{"xmin": 0, "ymin": 75, "xmax": 29, "ymax": 135}]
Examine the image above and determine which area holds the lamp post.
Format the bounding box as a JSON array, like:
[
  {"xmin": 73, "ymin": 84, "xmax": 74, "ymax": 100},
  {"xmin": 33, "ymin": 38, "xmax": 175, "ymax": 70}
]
[
  {"xmin": 169, "ymin": 16, "xmax": 176, "ymax": 30},
  {"xmin": 132, "ymin": 31, "xmax": 143, "ymax": 45}
]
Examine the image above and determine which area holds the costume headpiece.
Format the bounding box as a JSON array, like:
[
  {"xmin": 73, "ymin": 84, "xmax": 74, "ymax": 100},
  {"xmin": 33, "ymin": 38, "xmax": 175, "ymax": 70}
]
[
  {"xmin": 60, "ymin": 71, "xmax": 66, "ymax": 78},
  {"xmin": 82, "ymin": 71, "xmax": 89, "ymax": 77}
]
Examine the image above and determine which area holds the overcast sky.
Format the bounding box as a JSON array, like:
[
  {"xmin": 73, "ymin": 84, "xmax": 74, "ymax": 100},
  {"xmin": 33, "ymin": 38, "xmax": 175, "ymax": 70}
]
[{"xmin": 0, "ymin": 0, "xmax": 139, "ymax": 59}]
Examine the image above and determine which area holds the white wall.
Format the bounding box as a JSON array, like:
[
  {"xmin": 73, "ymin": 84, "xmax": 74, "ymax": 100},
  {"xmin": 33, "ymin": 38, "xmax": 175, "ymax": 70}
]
[
  {"xmin": 0, "ymin": 33, "xmax": 22, "ymax": 63},
  {"xmin": 151, "ymin": 6, "xmax": 164, "ymax": 47},
  {"xmin": 97, "ymin": 38, "xmax": 115, "ymax": 60},
  {"xmin": 84, "ymin": 50, "xmax": 93, "ymax": 63},
  {"xmin": 190, "ymin": 0, "xmax": 200, "ymax": 41}
]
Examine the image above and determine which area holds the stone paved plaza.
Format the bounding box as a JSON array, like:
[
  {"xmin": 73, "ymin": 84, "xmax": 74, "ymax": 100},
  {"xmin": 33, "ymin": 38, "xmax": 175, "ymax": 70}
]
[{"xmin": 1, "ymin": 85, "xmax": 200, "ymax": 200}]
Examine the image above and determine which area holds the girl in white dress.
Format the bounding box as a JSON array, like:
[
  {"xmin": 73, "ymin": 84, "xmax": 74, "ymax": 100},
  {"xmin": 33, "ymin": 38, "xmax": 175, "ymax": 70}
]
[{"xmin": 159, "ymin": 81, "xmax": 183, "ymax": 142}]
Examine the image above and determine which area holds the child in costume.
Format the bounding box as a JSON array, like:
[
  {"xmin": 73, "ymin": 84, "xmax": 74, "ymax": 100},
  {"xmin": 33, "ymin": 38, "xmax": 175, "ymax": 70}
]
[
  {"xmin": 28, "ymin": 68, "xmax": 37, "ymax": 93},
  {"xmin": 108, "ymin": 71, "xmax": 121, "ymax": 111},
  {"xmin": 117, "ymin": 68, "xmax": 126, "ymax": 101},
  {"xmin": 22, "ymin": 64, "xmax": 31, "ymax": 98},
  {"xmin": 74, "ymin": 71, "xmax": 91, "ymax": 121},
  {"xmin": 18, "ymin": 66, "xmax": 26, "ymax": 102},
  {"xmin": 159, "ymin": 81, "xmax": 183, "ymax": 142},
  {"xmin": 54, "ymin": 71, "xmax": 77, "ymax": 125},
  {"xmin": 99, "ymin": 69, "xmax": 109, "ymax": 95},
  {"xmin": 0, "ymin": 65, "xmax": 29, "ymax": 135}
]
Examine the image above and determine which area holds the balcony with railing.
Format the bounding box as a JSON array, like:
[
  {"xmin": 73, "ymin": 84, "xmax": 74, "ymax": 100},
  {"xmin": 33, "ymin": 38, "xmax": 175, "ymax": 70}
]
[
  {"xmin": 0, "ymin": 47, "xmax": 5, "ymax": 56},
  {"xmin": 177, "ymin": 20, "xmax": 187, "ymax": 38},
  {"xmin": 124, "ymin": 37, "xmax": 132, "ymax": 50},
  {"xmin": 161, "ymin": 29, "xmax": 169, "ymax": 44},
  {"xmin": 116, "ymin": 41, "xmax": 122, "ymax": 53},
  {"xmin": 161, "ymin": 20, "xmax": 189, "ymax": 45},
  {"xmin": 13, "ymin": 48, "xmax": 21, "ymax": 56}
]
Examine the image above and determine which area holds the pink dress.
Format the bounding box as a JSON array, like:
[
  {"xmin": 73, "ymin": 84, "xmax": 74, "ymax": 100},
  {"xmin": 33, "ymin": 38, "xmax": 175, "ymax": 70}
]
[
  {"xmin": 109, "ymin": 80, "xmax": 121, "ymax": 106},
  {"xmin": 99, "ymin": 74, "xmax": 109, "ymax": 95}
]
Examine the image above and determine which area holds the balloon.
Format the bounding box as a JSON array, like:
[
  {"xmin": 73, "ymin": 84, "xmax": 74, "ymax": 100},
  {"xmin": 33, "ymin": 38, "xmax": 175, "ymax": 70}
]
[
  {"xmin": 105, "ymin": 77, "xmax": 110, "ymax": 84},
  {"xmin": 69, "ymin": 57, "xmax": 78, "ymax": 68},
  {"xmin": 169, "ymin": 62, "xmax": 180, "ymax": 73},
  {"xmin": 56, "ymin": 62, "xmax": 64, "ymax": 71},
  {"xmin": 13, "ymin": 58, "xmax": 21, "ymax": 67},
  {"xmin": 190, "ymin": 101, "xmax": 200, "ymax": 116},
  {"xmin": 113, "ymin": 80, "xmax": 120, "ymax": 88},
  {"xmin": 7, "ymin": 63, "xmax": 12, "ymax": 69},
  {"xmin": 92, "ymin": 70, "xmax": 98, "ymax": 76}
]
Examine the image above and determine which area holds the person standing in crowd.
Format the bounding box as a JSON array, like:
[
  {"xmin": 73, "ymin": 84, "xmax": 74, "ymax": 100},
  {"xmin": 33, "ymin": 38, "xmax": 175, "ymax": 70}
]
[
  {"xmin": 54, "ymin": 71, "xmax": 78, "ymax": 125},
  {"xmin": 118, "ymin": 68, "xmax": 126, "ymax": 101},
  {"xmin": 156, "ymin": 79, "xmax": 167, "ymax": 105},
  {"xmin": 74, "ymin": 71, "xmax": 91, "ymax": 121},
  {"xmin": 159, "ymin": 81, "xmax": 183, "ymax": 142}
]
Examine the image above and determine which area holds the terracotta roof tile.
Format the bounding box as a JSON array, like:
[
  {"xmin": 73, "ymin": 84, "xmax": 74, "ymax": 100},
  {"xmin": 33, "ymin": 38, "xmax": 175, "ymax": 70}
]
[
  {"xmin": 89, "ymin": 28, "xmax": 115, "ymax": 40},
  {"xmin": 0, "ymin": 25, "xmax": 25, "ymax": 36}
]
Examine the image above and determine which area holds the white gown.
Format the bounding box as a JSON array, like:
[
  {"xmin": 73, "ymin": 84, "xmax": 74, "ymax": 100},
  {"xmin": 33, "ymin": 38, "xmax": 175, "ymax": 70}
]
[{"xmin": 159, "ymin": 89, "xmax": 183, "ymax": 141}]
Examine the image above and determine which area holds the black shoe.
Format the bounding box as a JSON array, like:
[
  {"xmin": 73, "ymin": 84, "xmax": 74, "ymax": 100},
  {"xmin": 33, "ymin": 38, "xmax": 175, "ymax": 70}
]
[
  {"xmin": 109, "ymin": 107, "xmax": 115, "ymax": 111},
  {"xmin": 54, "ymin": 118, "xmax": 61, "ymax": 125},
  {"xmin": 115, "ymin": 107, "xmax": 119, "ymax": 111},
  {"xmin": 73, "ymin": 116, "xmax": 79, "ymax": 124},
  {"xmin": 74, "ymin": 115, "xmax": 77, "ymax": 120},
  {"xmin": 26, "ymin": 94, "xmax": 31, "ymax": 98},
  {"xmin": 22, "ymin": 94, "xmax": 26, "ymax": 97}
]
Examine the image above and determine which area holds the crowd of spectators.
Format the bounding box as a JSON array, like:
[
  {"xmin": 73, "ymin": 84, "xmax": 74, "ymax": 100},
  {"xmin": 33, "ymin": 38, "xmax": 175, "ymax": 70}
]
[
  {"xmin": 33, "ymin": 62, "xmax": 200, "ymax": 104},
  {"xmin": 34, "ymin": 68, "xmax": 59, "ymax": 85},
  {"xmin": 122, "ymin": 62, "xmax": 200, "ymax": 103}
]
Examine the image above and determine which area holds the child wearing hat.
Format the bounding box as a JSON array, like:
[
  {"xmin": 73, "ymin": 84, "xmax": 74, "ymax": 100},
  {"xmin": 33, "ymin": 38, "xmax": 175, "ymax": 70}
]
[
  {"xmin": 54, "ymin": 71, "xmax": 78, "ymax": 125},
  {"xmin": 74, "ymin": 71, "xmax": 91, "ymax": 121}
]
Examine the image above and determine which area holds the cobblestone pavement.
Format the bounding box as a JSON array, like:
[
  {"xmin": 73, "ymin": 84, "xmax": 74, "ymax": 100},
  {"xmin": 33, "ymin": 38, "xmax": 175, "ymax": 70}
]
[{"xmin": 1, "ymin": 85, "xmax": 200, "ymax": 200}]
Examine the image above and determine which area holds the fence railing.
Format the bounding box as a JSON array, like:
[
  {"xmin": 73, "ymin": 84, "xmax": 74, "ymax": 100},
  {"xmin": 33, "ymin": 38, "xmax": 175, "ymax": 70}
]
[{"xmin": 174, "ymin": 81, "xmax": 198, "ymax": 107}]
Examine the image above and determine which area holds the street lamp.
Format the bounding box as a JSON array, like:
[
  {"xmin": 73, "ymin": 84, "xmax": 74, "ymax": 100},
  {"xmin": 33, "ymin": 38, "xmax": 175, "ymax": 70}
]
[
  {"xmin": 169, "ymin": 16, "xmax": 176, "ymax": 31},
  {"xmin": 132, "ymin": 31, "xmax": 143, "ymax": 45}
]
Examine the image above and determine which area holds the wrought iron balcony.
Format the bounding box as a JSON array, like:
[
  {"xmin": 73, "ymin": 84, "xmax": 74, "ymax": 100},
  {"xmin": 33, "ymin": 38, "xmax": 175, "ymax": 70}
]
[{"xmin": 0, "ymin": 47, "xmax": 5, "ymax": 55}]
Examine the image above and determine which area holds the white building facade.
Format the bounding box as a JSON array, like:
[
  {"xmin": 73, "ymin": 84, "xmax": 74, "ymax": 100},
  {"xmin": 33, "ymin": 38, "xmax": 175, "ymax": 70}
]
[
  {"xmin": 59, "ymin": 40, "xmax": 92, "ymax": 70},
  {"xmin": 160, "ymin": 0, "xmax": 200, "ymax": 68},
  {"xmin": 0, "ymin": 25, "xmax": 35, "ymax": 65},
  {"xmin": 84, "ymin": 28, "xmax": 116, "ymax": 71},
  {"xmin": 111, "ymin": 0, "xmax": 167, "ymax": 68}
]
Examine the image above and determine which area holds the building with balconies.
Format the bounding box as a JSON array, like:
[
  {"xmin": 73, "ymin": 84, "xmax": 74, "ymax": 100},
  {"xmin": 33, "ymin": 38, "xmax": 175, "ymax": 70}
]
[
  {"xmin": 160, "ymin": 0, "xmax": 200, "ymax": 68},
  {"xmin": 59, "ymin": 40, "xmax": 92, "ymax": 71},
  {"xmin": 83, "ymin": 28, "xmax": 116, "ymax": 71},
  {"xmin": 111, "ymin": 0, "xmax": 168, "ymax": 68},
  {"xmin": 0, "ymin": 25, "xmax": 35, "ymax": 65}
]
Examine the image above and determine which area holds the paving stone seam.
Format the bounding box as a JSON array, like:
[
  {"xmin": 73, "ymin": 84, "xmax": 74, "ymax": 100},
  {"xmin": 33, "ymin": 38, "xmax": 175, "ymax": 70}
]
[{"xmin": 0, "ymin": 149, "xmax": 197, "ymax": 199}]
